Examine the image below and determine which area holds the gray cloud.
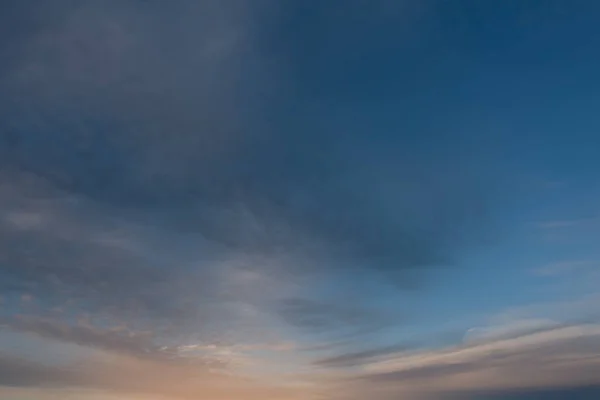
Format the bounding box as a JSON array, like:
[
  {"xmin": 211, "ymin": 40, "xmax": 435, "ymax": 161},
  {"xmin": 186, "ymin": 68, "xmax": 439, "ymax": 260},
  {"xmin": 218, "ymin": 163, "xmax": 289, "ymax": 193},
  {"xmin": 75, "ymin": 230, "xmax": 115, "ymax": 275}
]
[
  {"xmin": 0, "ymin": 351, "xmax": 301, "ymax": 400},
  {"xmin": 313, "ymin": 343, "xmax": 416, "ymax": 368},
  {"xmin": 333, "ymin": 324, "xmax": 600, "ymax": 400},
  {"xmin": 0, "ymin": 315, "xmax": 232, "ymax": 373},
  {"xmin": 0, "ymin": 176, "xmax": 217, "ymax": 331},
  {"xmin": 0, "ymin": 354, "xmax": 79, "ymax": 388},
  {"xmin": 0, "ymin": 0, "xmax": 493, "ymax": 376},
  {"xmin": 0, "ymin": 2, "xmax": 596, "ymax": 400},
  {"xmin": 361, "ymin": 361, "xmax": 476, "ymax": 383},
  {"xmin": 3, "ymin": 316, "xmax": 154, "ymax": 355},
  {"xmin": 0, "ymin": 0, "xmax": 488, "ymax": 257}
]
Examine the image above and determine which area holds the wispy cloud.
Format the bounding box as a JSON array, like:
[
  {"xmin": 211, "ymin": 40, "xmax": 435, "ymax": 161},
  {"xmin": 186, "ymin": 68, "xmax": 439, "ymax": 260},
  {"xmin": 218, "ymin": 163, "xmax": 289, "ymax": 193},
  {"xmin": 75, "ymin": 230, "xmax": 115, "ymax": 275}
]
[
  {"xmin": 0, "ymin": 350, "xmax": 311, "ymax": 400},
  {"xmin": 2, "ymin": 1, "xmax": 587, "ymax": 399},
  {"xmin": 331, "ymin": 323, "xmax": 600, "ymax": 399},
  {"xmin": 0, "ymin": 0, "xmax": 492, "ymax": 369},
  {"xmin": 313, "ymin": 343, "xmax": 414, "ymax": 368}
]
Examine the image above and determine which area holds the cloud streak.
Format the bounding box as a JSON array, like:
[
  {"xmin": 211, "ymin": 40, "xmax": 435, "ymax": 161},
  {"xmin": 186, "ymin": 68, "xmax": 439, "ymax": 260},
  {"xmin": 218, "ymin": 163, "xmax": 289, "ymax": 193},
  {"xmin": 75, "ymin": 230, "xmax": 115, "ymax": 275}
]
[{"xmin": 328, "ymin": 323, "xmax": 600, "ymax": 399}]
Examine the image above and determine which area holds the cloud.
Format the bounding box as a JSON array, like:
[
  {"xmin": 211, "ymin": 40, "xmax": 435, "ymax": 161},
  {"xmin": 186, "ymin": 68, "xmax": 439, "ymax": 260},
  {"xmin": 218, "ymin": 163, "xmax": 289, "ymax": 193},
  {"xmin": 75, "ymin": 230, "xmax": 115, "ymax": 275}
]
[
  {"xmin": 0, "ymin": 1, "xmax": 496, "ymax": 397},
  {"xmin": 0, "ymin": 354, "xmax": 79, "ymax": 388},
  {"xmin": 332, "ymin": 323, "xmax": 600, "ymax": 399},
  {"xmin": 313, "ymin": 343, "xmax": 416, "ymax": 369},
  {"xmin": 0, "ymin": 350, "xmax": 310, "ymax": 400},
  {"xmin": 0, "ymin": 175, "xmax": 206, "ymax": 324},
  {"xmin": 0, "ymin": 0, "xmax": 270, "ymax": 207},
  {"xmin": 0, "ymin": 313, "xmax": 308, "ymax": 399},
  {"xmin": 0, "ymin": 315, "xmax": 222, "ymax": 367},
  {"xmin": 463, "ymin": 318, "xmax": 559, "ymax": 343},
  {"xmin": 0, "ymin": 0, "xmax": 488, "ymax": 300}
]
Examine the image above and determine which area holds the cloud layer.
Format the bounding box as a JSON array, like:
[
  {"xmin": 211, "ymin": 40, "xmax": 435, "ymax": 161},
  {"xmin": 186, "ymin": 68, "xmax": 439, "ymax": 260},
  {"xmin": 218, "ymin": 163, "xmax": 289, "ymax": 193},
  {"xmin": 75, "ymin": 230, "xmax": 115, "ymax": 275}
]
[{"xmin": 2, "ymin": 1, "xmax": 598, "ymax": 400}]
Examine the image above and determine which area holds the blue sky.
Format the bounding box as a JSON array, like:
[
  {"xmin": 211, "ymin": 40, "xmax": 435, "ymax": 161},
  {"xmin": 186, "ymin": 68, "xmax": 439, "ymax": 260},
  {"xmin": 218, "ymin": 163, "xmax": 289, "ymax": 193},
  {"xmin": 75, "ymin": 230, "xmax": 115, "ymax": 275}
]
[{"xmin": 1, "ymin": 1, "xmax": 600, "ymax": 399}]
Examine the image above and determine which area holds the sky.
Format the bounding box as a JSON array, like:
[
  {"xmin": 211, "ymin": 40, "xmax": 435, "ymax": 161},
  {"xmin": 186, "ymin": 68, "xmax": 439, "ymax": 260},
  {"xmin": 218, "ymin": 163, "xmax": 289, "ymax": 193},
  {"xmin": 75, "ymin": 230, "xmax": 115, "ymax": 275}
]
[{"xmin": 1, "ymin": 1, "xmax": 600, "ymax": 399}]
